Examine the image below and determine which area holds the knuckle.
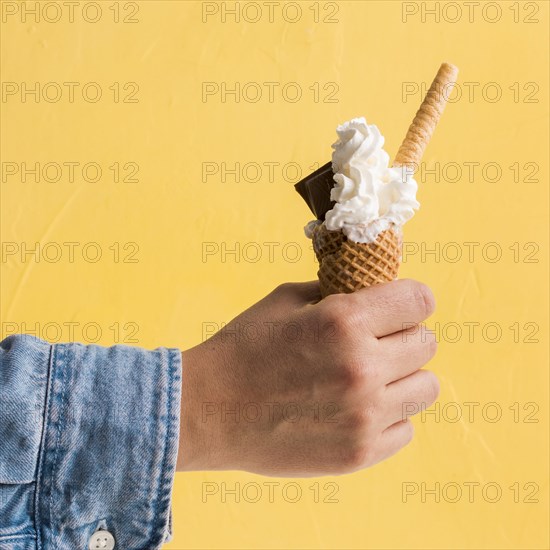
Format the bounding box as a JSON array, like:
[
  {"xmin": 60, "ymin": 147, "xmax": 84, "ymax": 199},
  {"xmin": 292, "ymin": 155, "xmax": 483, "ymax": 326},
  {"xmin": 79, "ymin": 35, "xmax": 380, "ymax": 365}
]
[
  {"xmin": 361, "ymin": 358, "xmax": 384, "ymax": 389},
  {"xmin": 336, "ymin": 354, "xmax": 382, "ymax": 395},
  {"xmin": 412, "ymin": 282, "xmax": 436, "ymax": 318},
  {"xmin": 342, "ymin": 442, "xmax": 371, "ymax": 471},
  {"xmin": 402, "ymin": 420, "xmax": 415, "ymax": 446},
  {"xmin": 423, "ymin": 328, "xmax": 438, "ymax": 359},
  {"xmin": 423, "ymin": 371, "xmax": 440, "ymax": 404},
  {"xmin": 273, "ymin": 282, "xmax": 292, "ymax": 295},
  {"xmin": 318, "ymin": 294, "xmax": 344, "ymax": 318},
  {"xmin": 344, "ymin": 406, "xmax": 376, "ymax": 432},
  {"xmin": 337, "ymin": 359, "xmax": 366, "ymax": 391},
  {"xmin": 400, "ymin": 322, "xmax": 421, "ymax": 342},
  {"xmin": 318, "ymin": 297, "xmax": 354, "ymax": 339}
]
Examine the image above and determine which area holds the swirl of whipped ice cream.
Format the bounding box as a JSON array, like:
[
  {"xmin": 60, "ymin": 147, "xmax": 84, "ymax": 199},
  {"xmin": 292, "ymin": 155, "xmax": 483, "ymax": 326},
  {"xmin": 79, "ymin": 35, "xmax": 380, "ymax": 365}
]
[{"xmin": 322, "ymin": 117, "xmax": 419, "ymax": 243}]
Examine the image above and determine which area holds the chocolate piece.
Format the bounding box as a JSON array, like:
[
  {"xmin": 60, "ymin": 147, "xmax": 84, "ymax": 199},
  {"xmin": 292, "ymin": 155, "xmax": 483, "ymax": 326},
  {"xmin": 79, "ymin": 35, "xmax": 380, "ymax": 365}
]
[{"xmin": 294, "ymin": 161, "xmax": 335, "ymax": 221}]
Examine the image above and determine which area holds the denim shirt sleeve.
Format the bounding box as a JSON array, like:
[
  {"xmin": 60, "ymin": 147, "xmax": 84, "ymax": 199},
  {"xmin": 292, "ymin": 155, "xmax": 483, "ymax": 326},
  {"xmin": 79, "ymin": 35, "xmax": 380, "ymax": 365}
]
[{"xmin": 0, "ymin": 335, "xmax": 182, "ymax": 550}]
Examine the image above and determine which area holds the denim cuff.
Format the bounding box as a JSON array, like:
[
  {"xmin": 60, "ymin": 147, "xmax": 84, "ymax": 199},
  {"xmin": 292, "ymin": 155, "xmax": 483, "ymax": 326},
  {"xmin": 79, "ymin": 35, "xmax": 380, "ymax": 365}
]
[{"xmin": 0, "ymin": 335, "xmax": 182, "ymax": 550}]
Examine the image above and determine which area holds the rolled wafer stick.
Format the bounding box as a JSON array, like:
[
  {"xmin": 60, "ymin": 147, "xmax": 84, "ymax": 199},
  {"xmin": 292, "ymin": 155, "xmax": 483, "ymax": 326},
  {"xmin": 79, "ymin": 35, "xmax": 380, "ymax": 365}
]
[{"xmin": 393, "ymin": 62, "xmax": 459, "ymax": 168}]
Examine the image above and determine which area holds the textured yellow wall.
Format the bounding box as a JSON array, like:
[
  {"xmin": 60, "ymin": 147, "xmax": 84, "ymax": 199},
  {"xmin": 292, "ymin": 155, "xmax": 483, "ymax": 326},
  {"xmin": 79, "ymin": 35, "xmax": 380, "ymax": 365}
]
[{"xmin": 1, "ymin": 1, "xmax": 548, "ymax": 548}]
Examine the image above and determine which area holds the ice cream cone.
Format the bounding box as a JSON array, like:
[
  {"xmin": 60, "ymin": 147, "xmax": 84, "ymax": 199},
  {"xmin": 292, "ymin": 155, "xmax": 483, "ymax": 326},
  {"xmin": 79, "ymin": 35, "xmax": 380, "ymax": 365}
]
[
  {"xmin": 312, "ymin": 223, "xmax": 402, "ymax": 296},
  {"xmin": 309, "ymin": 63, "xmax": 458, "ymax": 297}
]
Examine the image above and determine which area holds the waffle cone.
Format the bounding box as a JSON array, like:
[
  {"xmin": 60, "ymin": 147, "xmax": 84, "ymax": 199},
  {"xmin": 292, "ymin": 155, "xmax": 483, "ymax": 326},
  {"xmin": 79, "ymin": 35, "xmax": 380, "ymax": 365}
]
[{"xmin": 312, "ymin": 223, "xmax": 402, "ymax": 297}]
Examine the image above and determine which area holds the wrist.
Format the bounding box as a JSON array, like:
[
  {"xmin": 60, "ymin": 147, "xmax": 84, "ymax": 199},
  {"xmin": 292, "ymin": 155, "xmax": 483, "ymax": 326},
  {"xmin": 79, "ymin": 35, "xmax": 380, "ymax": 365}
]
[
  {"xmin": 177, "ymin": 344, "xmax": 229, "ymax": 472},
  {"xmin": 177, "ymin": 347, "xmax": 202, "ymax": 471}
]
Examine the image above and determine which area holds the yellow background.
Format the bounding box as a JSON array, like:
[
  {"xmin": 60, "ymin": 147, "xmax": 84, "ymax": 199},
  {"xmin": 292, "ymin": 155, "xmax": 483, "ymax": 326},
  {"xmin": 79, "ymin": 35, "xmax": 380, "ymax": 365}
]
[{"xmin": 1, "ymin": 1, "xmax": 548, "ymax": 548}]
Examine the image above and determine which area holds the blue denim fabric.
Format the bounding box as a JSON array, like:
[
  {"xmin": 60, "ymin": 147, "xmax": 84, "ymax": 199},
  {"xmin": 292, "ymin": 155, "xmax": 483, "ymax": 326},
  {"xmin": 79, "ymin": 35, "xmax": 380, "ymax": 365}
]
[{"xmin": 0, "ymin": 335, "xmax": 182, "ymax": 550}]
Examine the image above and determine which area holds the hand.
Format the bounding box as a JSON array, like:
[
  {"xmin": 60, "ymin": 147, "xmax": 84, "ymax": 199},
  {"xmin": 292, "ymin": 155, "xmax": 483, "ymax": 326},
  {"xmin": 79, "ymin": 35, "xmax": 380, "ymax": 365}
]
[{"xmin": 178, "ymin": 279, "xmax": 439, "ymax": 476}]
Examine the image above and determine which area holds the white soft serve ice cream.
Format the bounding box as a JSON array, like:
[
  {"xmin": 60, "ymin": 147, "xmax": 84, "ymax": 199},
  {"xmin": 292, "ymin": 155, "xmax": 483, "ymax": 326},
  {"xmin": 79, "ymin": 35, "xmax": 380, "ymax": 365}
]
[{"xmin": 307, "ymin": 117, "xmax": 419, "ymax": 244}]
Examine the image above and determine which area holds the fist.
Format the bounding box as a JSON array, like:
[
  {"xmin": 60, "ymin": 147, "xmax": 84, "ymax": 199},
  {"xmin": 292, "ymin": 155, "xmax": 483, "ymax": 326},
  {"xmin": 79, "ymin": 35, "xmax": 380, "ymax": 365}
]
[{"xmin": 179, "ymin": 279, "xmax": 439, "ymax": 476}]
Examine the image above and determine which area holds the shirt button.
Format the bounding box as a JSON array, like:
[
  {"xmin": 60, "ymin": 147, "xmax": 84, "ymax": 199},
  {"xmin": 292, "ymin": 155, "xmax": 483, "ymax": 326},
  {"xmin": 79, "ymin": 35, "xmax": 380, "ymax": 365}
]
[{"xmin": 88, "ymin": 530, "xmax": 115, "ymax": 550}]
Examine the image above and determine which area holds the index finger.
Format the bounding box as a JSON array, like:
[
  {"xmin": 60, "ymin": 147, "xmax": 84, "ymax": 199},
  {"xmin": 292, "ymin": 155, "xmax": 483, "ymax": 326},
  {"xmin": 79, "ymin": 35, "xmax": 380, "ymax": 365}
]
[{"xmin": 342, "ymin": 279, "xmax": 436, "ymax": 338}]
